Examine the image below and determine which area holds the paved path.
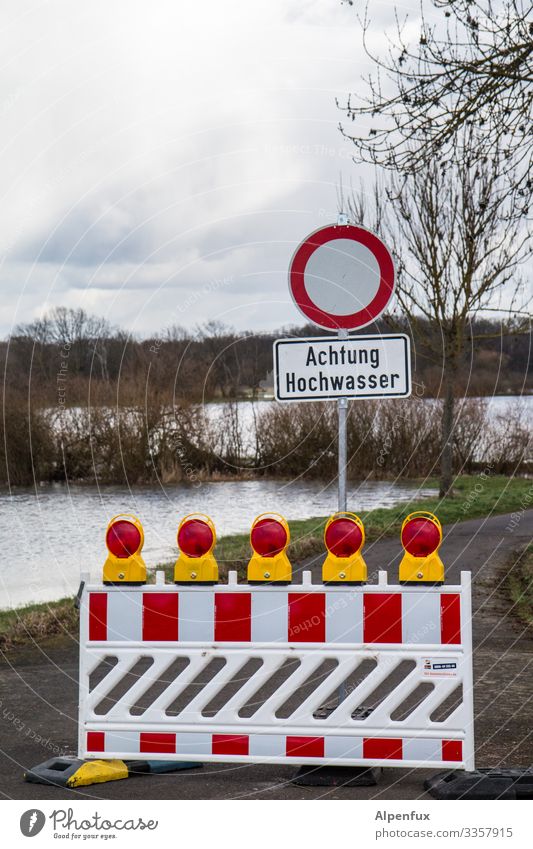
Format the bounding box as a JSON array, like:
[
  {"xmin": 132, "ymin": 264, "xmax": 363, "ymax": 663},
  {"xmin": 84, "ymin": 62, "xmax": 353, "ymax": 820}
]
[{"xmin": 1, "ymin": 509, "xmax": 531, "ymax": 800}]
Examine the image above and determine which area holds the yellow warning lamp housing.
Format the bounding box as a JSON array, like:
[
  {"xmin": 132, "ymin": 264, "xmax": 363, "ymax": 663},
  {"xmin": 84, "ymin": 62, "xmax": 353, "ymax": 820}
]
[
  {"xmin": 174, "ymin": 513, "xmax": 218, "ymax": 584},
  {"xmin": 103, "ymin": 514, "xmax": 147, "ymax": 585},
  {"xmin": 247, "ymin": 513, "xmax": 292, "ymax": 583},
  {"xmin": 322, "ymin": 512, "xmax": 367, "ymax": 583},
  {"xmin": 399, "ymin": 511, "xmax": 444, "ymax": 583}
]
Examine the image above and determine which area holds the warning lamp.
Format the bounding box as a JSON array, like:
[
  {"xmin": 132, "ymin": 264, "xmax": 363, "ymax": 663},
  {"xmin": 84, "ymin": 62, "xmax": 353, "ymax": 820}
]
[
  {"xmin": 399, "ymin": 511, "xmax": 444, "ymax": 583},
  {"xmin": 103, "ymin": 514, "xmax": 147, "ymax": 584},
  {"xmin": 174, "ymin": 513, "xmax": 218, "ymax": 583},
  {"xmin": 247, "ymin": 513, "xmax": 291, "ymax": 583},
  {"xmin": 322, "ymin": 512, "xmax": 367, "ymax": 583}
]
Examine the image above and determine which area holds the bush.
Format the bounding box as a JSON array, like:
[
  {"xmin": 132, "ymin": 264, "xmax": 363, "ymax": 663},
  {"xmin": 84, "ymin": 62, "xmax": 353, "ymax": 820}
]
[
  {"xmin": 1, "ymin": 396, "xmax": 530, "ymax": 485},
  {"xmin": 254, "ymin": 397, "xmax": 530, "ymax": 479},
  {"xmin": 0, "ymin": 395, "xmax": 55, "ymax": 485}
]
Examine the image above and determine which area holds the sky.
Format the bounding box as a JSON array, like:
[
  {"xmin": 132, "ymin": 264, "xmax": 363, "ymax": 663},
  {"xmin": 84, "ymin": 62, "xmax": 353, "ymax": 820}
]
[{"xmin": 0, "ymin": 0, "xmax": 426, "ymax": 337}]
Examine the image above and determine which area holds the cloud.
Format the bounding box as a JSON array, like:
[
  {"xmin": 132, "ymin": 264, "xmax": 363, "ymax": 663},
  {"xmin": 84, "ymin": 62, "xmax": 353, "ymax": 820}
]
[{"xmin": 0, "ymin": 0, "xmax": 414, "ymax": 335}]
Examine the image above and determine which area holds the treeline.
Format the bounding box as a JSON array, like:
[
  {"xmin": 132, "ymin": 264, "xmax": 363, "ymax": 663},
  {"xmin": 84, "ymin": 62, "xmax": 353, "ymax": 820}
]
[
  {"xmin": 1, "ymin": 307, "xmax": 531, "ymax": 407},
  {"xmin": 1, "ymin": 307, "xmax": 530, "ymax": 486}
]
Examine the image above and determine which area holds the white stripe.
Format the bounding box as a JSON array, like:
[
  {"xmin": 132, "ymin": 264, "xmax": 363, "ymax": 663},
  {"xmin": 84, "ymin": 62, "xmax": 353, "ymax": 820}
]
[
  {"xmin": 325, "ymin": 735, "xmax": 364, "ymax": 759},
  {"xmin": 402, "ymin": 591, "xmax": 440, "ymax": 645},
  {"xmin": 107, "ymin": 592, "xmax": 143, "ymax": 642},
  {"xmin": 251, "ymin": 592, "xmax": 288, "ymax": 642},
  {"xmin": 179, "ymin": 592, "xmax": 215, "ymax": 641},
  {"xmin": 249, "ymin": 734, "xmax": 286, "ymax": 757},
  {"xmin": 403, "ymin": 737, "xmax": 443, "ymax": 761},
  {"xmin": 175, "ymin": 732, "xmax": 212, "ymax": 756},
  {"xmin": 325, "ymin": 591, "xmax": 363, "ymax": 643},
  {"xmin": 103, "ymin": 731, "xmax": 139, "ymax": 754}
]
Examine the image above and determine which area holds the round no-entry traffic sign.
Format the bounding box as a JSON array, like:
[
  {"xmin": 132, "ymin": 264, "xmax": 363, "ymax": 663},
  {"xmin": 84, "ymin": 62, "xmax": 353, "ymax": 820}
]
[{"xmin": 288, "ymin": 223, "xmax": 395, "ymax": 331}]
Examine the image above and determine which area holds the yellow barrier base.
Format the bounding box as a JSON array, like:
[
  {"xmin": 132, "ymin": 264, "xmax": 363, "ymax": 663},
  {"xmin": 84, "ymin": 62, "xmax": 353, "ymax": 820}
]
[
  {"xmin": 399, "ymin": 552, "xmax": 445, "ymax": 583},
  {"xmin": 67, "ymin": 759, "xmax": 129, "ymax": 787},
  {"xmin": 174, "ymin": 552, "xmax": 219, "ymax": 583},
  {"xmin": 25, "ymin": 756, "xmax": 201, "ymax": 787},
  {"xmin": 103, "ymin": 553, "xmax": 147, "ymax": 584},
  {"xmin": 247, "ymin": 551, "xmax": 292, "ymax": 583},
  {"xmin": 322, "ymin": 551, "xmax": 367, "ymax": 583}
]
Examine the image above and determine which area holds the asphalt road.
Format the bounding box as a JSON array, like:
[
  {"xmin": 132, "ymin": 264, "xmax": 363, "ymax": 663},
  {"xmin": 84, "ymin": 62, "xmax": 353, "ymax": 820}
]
[{"xmin": 1, "ymin": 508, "xmax": 531, "ymax": 800}]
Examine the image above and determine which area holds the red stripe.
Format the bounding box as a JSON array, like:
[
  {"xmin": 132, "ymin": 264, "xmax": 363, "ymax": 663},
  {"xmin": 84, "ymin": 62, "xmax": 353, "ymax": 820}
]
[
  {"xmin": 363, "ymin": 594, "xmax": 402, "ymax": 643},
  {"xmin": 86, "ymin": 731, "xmax": 105, "ymax": 752},
  {"xmin": 288, "ymin": 593, "xmax": 325, "ymax": 642},
  {"xmin": 214, "ymin": 593, "xmax": 251, "ymax": 641},
  {"xmin": 89, "ymin": 593, "xmax": 107, "ymax": 641},
  {"xmin": 363, "ymin": 737, "xmax": 403, "ymax": 760},
  {"xmin": 441, "ymin": 594, "xmax": 461, "ymax": 644},
  {"xmin": 140, "ymin": 732, "xmax": 176, "ymax": 754},
  {"xmin": 212, "ymin": 734, "xmax": 249, "ymax": 756},
  {"xmin": 442, "ymin": 740, "xmax": 463, "ymax": 762},
  {"xmin": 142, "ymin": 593, "xmax": 179, "ymax": 641},
  {"xmin": 286, "ymin": 736, "xmax": 325, "ymax": 758}
]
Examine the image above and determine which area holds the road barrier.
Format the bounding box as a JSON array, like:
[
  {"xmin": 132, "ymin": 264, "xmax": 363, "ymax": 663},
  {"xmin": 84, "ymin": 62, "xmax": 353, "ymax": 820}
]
[{"xmin": 78, "ymin": 515, "xmax": 475, "ymax": 772}]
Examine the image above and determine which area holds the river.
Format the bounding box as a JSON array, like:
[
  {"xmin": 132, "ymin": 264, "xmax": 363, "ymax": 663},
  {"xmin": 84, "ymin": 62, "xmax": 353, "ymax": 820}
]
[{"xmin": 1, "ymin": 478, "xmax": 437, "ymax": 608}]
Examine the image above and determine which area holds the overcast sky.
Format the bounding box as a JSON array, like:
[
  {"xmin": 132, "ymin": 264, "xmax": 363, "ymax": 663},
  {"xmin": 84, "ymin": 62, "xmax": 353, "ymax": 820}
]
[{"xmin": 0, "ymin": 0, "xmax": 427, "ymax": 337}]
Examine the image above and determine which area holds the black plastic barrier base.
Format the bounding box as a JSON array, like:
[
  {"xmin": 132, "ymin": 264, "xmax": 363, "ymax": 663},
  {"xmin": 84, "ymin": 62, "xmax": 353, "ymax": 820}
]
[
  {"xmin": 292, "ymin": 765, "xmax": 382, "ymax": 787},
  {"xmin": 425, "ymin": 768, "xmax": 533, "ymax": 799},
  {"xmin": 25, "ymin": 757, "xmax": 87, "ymax": 787},
  {"xmin": 24, "ymin": 756, "xmax": 201, "ymax": 788},
  {"xmin": 125, "ymin": 759, "xmax": 201, "ymax": 776}
]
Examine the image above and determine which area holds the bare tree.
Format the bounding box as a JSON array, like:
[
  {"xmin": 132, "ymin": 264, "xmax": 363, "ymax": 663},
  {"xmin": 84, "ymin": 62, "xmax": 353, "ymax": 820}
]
[
  {"xmin": 48, "ymin": 307, "xmax": 111, "ymax": 375},
  {"xmin": 15, "ymin": 307, "xmax": 113, "ymax": 382},
  {"xmin": 340, "ymin": 0, "xmax": 532, "ymax": 203},
  {"xmin": 349, "ymin": 131, "xmax": 530, "ymax": 495},
  {"xmin": 196, "ymin": 321, "xmax": 242, "ymax": 398}
]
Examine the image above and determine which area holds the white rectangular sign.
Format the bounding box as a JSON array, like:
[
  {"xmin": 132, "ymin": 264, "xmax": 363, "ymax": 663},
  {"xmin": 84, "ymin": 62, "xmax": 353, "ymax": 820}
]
[{"xmin": 274, "ymin": 334, "xmax": 411, "ymax": 402}]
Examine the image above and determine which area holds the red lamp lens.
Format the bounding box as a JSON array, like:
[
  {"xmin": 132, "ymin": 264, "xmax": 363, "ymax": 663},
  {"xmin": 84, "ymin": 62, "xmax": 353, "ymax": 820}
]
[
  {"xmin": 325, "ymin": 518, "xmax": 363, "ymax": 557},
  {"xmin": 251, "ymin": 518, "xmax": 288, "ymax": 557},
  {"xmin": 106, "ymin": 520, "xmax": 142, "ymax": 558},
  {"xmin": 401, "ymin": 518, "xmax": 441, "ymax": 557},
  {"xmin": 178, "ymin": 519, "xmax": 214, "ymax": 557}
]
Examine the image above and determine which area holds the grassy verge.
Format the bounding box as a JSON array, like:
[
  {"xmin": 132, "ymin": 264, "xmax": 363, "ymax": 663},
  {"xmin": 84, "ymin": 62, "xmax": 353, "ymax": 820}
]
[
  {"xmin": 202, "ymin": 474, "xmax": 533, "ymax": 577},
  {"xmin": 2, "ymin": 475, "xmax": 531, "ymax": 651},
  {"xmin": 508, "ymin": 544, "xmax": 533, "ymax": 627},
  {"xmin": 0, "ymin": 597, "xmax": 79, "ymax": 652}
]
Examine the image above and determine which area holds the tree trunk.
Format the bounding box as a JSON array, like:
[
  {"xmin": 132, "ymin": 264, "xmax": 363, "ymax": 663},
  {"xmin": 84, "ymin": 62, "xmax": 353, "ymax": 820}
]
[{"xmin": 440, "ymin": 372, "xmax": 456, "ymax": 497}]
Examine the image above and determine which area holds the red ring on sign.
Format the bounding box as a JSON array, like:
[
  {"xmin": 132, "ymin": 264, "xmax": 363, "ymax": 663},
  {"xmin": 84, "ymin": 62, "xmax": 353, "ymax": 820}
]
[{"xmin": 289, "ymin": 224, "xmax": 395, "ymax": 330}]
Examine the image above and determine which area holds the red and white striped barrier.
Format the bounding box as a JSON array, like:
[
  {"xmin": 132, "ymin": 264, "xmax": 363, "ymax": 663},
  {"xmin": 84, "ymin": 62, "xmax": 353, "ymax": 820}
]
[
  {"xmin": 85, "ymin": 730, "xmax": 463, "ymax": 765},
  {"xmin": 87, "ymin": 585, "xmax": 461, "ymax": 646},
  {"xmin": 78, "ymin": 570, "xmax": 474, "ymax": 771}
]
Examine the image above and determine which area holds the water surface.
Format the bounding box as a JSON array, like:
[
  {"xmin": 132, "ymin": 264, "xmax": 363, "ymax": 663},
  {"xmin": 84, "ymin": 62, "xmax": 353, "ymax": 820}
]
[{"xmin": 1, "ymin": 478, "xmax": 436, "ymax": 608}]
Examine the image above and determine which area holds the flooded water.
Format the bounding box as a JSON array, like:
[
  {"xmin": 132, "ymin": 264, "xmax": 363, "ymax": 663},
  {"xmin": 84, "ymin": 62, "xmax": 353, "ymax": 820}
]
[
  {"xmin": 0, "ymin": 478, "xmax": 437, "ymax": 608},
  {"xmin": 2, "ymin": 395, "xmax": 530, "ymax": 609}
]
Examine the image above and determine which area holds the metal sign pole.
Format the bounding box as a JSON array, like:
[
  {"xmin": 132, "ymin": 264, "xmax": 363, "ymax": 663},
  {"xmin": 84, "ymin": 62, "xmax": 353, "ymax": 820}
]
[{"xmin": 337, "ymin": 328, "xmax": 349, "ymax": 513}]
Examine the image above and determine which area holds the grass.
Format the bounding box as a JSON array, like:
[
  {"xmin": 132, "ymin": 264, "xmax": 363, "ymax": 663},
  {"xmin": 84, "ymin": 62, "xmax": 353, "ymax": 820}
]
[
  {"xmin": 0, "ymin": 597, "xmax": 79, "ymax": 652},
  {"xmin": 183, "ymin": 474, "xmax": 533, "ymax": 577},
  {"xmin": 2, "ymin": 474, "xmax": 532, "ymax": 651},
  {"xmin": 508, "ymin": 544, "xmax": 533, "ymax": 627}
]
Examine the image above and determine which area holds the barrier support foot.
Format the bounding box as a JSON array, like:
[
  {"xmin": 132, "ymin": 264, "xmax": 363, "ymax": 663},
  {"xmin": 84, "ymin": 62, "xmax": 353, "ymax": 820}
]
[
  {"xmin": 24, "ymin": 756, "xmax": 201, "ymax": 788},
  {"xmin": 425, "ymin": 768, "xmax": 533, "ymax": 800},
  {"xmin": 292, "ymin": 765, "xmax": 382, "ymax": 787}
]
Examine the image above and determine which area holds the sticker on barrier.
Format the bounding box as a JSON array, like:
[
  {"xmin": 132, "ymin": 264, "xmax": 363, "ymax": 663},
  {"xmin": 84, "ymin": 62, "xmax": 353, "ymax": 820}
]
[{"xmin": 78, "ymin": 570, "xmax": 474, "ymax": 771}]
